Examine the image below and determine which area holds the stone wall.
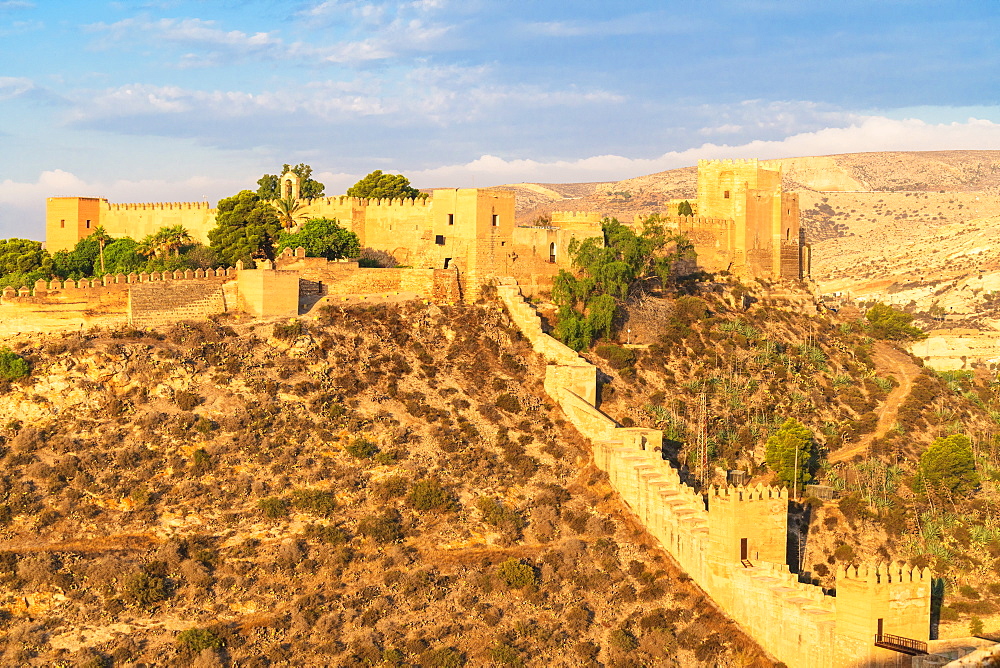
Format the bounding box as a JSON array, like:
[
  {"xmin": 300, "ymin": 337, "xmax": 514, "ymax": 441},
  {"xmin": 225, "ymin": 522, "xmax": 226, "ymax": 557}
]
[
  {"xmin": 495, "ymin": 277, "xmax": 932, "ymax": 668},
  {"xmin": 129, "ymin": 279, "xmax": 227, "ymax": 328},
  {"xmin": 0, "ymin": 268, "xmax": 237, "ymax": 335}
]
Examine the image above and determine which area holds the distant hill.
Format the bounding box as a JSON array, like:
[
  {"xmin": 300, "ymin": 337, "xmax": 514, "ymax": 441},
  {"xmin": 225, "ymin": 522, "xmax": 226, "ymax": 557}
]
[{"xmin": 500, "ymin": 150, "xmax": 1000, "ymax": 369}]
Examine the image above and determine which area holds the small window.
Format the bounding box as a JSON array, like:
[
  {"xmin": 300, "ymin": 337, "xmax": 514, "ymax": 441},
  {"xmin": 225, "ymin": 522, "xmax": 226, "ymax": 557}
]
[
  {"xmin": 492, "ymin": 214, "xmax": 499, "ymax": 226},
  {"xmin": 501, "ymin": 241, "xmax": 506, "ymax": 246},
  {"xmin": 444, "ymin": 258, "xmax": 452, "ymax": 268},
  {"xmin": 86, "ymin": 219, "xmax": 91, "ymax": 228},
  {"xmin": 60, "ymin": 219, "xmax": 65, "ymax": 228},
  {"xmin": 447, "ymin": 213, "xmax": 454, "ymax": 225},
  {"xmin": 549, "ymin": 242, "xmax": 557, "ymax": 264},
  {"xmin": 723, "ymin": 191, "xmax": 730, "ymax": 199},
  {"xmin": 435, "ymin": 235, "xmax": 445, "ymax": 245},
  {"xmin": 787, "ymin": 208, "xmax": 791, "ymax": 215}
]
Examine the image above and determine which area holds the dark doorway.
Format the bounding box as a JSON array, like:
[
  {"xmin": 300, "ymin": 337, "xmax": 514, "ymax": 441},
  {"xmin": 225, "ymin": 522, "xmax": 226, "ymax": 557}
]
[
  {"xmin": 444, "ymin": 258, "xmax": 452, "ymax": 269},
  {"xmin": 740, "ymin": 538, "xmax": 748, "ymax": 561}
]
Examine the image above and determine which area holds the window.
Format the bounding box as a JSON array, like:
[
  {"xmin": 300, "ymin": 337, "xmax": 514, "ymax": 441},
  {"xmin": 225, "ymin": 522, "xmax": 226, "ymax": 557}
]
[
  {"xmin": 60, "ymin": 219, "xmax": 65, "ymax": 228},
  {"xmin": 549, "ymin": 242, "xmax": 557, "ymax": 264},
  {"xmin": 492, "ymin": 214, "xmax": 499, "ymax": 226},
  {"xmin": 86, "ymin": 219, "xmax": 91, "ymax": 228},
  {"xmin": 444, "ymin": 258, "xmax": 452, "ymax": 268},
  {"xmin": 447, "ymin": 214, "xmax": 454, "ymax": 225},
  {"xmin": 723, "ymin": 190, "xmax": 730, "ymax": 199},
  {"xmin": 435, "ymin": 235, "xmax": 445, "ymax": 245}
]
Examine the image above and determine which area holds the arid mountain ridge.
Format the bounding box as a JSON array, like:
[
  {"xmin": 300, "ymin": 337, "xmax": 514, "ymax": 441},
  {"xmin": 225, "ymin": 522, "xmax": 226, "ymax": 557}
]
[{"xmin": 501, "ymin": 150, "xmax": 1000, "ymax": 370}]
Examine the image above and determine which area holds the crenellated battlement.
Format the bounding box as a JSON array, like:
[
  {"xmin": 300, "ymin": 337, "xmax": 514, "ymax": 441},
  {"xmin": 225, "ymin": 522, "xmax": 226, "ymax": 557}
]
[
  {"xmin": 0, "ymin": 267, "xmax": 236, "ymax": 303},
  {"xmin": 708, "ymin": 483, "xmax": 788, "ymax": 501},
  {"xmin": 836, "ymin": 562, "xmax": 932, "ymax": 584},
  {"xmin": 105, "ymin": 201, "xmax": 213, "ymax": 211}
]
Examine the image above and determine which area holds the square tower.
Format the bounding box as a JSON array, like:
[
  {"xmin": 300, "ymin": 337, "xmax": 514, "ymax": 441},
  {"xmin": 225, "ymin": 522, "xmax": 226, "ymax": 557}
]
[{"xmin": 46, "ymin": 197, "xmax": 103, "ymax": 252}]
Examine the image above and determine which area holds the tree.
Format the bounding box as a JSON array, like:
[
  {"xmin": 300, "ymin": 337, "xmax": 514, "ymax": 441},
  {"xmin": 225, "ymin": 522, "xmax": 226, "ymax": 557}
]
[
  {"xmin": 209, "ymin": 190, "xmax": 282, "ymax": 266},
  {"xmin": 257, "ymin": 163, "xmax": 325, "ymax": 200},
  {"xmin": 272, "ymin": 195, "xmax": 308, "ymax": 229},
  {"xmin": 0, "ymin": 238, "xmax": 53, "ymax": 289},
  {"xmin": 764, "ymin": 418, "xmax": 817, "ymax": 490},
  {"xmin": 551, "ymin": 216, "xmax": 696, "ymax": 350},
  {"xmin": 917, "ymin": 434, "xmax": 979, "ymax": 496},
  {"xmin": 677, "ymin": 200, "xmax": 694, "ymax": 216},
  {"xmin": 0, "ymin": 348, "xmax": 29, "ymax": 381},
  {"xmin": 865, "ymin": 302, "xmax": 926, "ymax": 340},
  {"xmin": 276, "ymin": 218, "xmax": 360, "ymax": 260},
  {"xmin": 347, "ymin": 170, "xmax": 425, "ymax": 200},
  {"xmin": 100, "ymin": 238, "xmax": 145, "ymax": 275}
]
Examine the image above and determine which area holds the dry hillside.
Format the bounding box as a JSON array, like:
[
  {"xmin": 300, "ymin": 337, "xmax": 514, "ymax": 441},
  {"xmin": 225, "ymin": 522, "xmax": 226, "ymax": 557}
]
[{"xmin": 0, "ymin": 304, "xmax": 770, "ymax": 667}]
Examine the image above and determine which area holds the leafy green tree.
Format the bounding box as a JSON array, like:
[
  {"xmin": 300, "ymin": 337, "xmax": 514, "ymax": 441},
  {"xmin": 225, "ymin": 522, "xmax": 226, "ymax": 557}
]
[
  {"xmin": 101, "ymin": 238, "xmax": 145, "ymax": 275},
  {"xmin": 257, "ymin": 163, "xmax": 325, "ymax": 200},
  {"xmin": 865, "ymin": 302, "xmax": 926, "ymax": 340},
  {"xmin": 138, "ymin": 225, "xmax": 193, "ymax": 260},
  {"xmin": 0, "ymin": 238, "xmax": 53, "ymax": 288},
  {"xmin": 53, "ymin": 234, "xmax": 105, "ymax": 279},
  {"xmin": 347, "ymin": 170, "xmax": 425, "ymax": 200},
  {"xmin": 677, "ymin": 200, "xmax": 694, "ymax": 216},
  {"xmin": 209, "ymin": 190, "xmax": 282, "ymax": 266},
  {"xmin": 551, "ymin": 216, "xmax": 696, "ymax": 350},
  {"xmin": 917, "ymin": 433, "xmax": 979, "ymax": 496},
  {"xmin": 276, "ymin": 217, "xmax": 360, "ymax": 260},
  {"xmin": 764, "ymin": 418, "xmax": 817, "ymax": 489}
]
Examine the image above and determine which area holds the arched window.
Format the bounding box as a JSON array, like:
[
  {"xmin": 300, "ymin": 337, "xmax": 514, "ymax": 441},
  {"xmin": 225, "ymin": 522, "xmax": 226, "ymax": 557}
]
[
  {"xmin": 786, "ymin": 228, "xmax": 790, "ymax": 241},
  {"xmin": 284, "ymin": 180, "xmax": 293, "ymax": 198},
  {"xmin": 549, "ymin": 242, "xmax": 557, "ymax": 264}
]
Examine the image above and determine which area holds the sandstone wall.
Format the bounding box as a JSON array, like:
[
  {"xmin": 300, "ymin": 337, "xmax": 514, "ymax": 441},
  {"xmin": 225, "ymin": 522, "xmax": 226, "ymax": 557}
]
[
  {"xmin": 495, "ymin": 277, "xmax": 933, "ymax": 668},
  {"xmin": 129, "ymin": 279, "xmax": 227, "ymax": 328},
  {"xmin": 0, "ymin": 269, "xmax": 236, "ymax": 335}
]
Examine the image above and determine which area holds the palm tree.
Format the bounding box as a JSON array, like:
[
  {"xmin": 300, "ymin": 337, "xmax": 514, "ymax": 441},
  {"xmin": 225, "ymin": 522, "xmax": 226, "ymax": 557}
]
[
  {"xmin": 161, "ymin": 225, "xmax": 192, "ymax": 257},
  {"xmin": 272, "ymin": 196, "xmax": 307, "ymax": 229},
  {"xmin": 90, "ymin": 226, "xmax": 112, "ymax": 274}
]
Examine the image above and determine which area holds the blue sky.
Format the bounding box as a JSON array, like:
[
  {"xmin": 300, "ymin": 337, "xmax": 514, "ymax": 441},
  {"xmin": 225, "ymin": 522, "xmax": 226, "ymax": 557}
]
[{"xmin": 2, "ymin": 0, "xmax": 1000, "ymax": 240}]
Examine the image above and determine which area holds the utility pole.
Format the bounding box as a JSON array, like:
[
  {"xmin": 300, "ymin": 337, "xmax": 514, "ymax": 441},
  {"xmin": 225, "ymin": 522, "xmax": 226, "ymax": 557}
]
[{"xmin": 697, "ymin": 392, "xmax": 708, "ymax": 486}]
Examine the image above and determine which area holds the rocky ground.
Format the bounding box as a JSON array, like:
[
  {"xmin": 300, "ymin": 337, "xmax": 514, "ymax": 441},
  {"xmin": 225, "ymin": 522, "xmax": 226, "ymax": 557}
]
[{"xmin": 0, "ymin": 303, "xmax": 771, "ymax": 667}]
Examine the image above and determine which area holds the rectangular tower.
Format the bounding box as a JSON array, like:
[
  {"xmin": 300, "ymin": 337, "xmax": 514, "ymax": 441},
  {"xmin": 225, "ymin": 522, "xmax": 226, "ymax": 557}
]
[{"xmin": 46, "ymin": 197, "xmax": 103, "ymax": 252}]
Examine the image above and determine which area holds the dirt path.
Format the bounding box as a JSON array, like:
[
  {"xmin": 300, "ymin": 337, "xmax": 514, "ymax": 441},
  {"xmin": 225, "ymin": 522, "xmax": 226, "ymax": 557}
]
[{"xmin": 829, "ymin": 342, "xmax": 921, "ymax": 463}]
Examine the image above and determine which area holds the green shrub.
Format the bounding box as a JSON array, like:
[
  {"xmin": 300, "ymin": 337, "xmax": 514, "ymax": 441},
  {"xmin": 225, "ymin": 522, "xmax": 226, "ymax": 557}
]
[
  {"xmin": 488, "ymin": 643, "xmax": 523, "ymax": 666},
  {"xmin": 124, "ymin": 570, "xmax": 169, "ymax": 607},
  {"xmin": 408, "ymin": 478, "xmax": 454, "ymax": 512},
  {"xmin": 177, "ymin": 628, "xmax": 223, "ymax": 652},
  {"xmin": 0, "ymin": 348, "xmax": 29, "ymax": 381},
  {"xmin": 609, "ymin": 627, "xmax": 639, "ymax": 652},
  {"xmin": 496, "ymin": 558, "xmax": 537, "ymax": 588},
  {"xmin": 595, "ymin": 343, "xmax": 636, "ymax": 369},
  {"xmin": 358, "ymin": 511, "xmax": 404, "ymax": 543},
  {"xmin": 420, "ymin": 647, "xmax": 465, "ymax": 668},
  {"xmin": 291, "ymin": 488, "xmax": 337, "ymax": 517},
  {"xmin": 272, "ymin": 319, "xmax": 305, "ymax": 340},
  {"xmin": 258, "ymin": 497, "xmax": 290, "ymax": 519},
  {"xmin": 174, "ymin": 390, "xmax": 202, "ymax": 411},
  {"xmin": 345, "ymin": 437, "xmax": 379, "ymax": 459},
  {"xmin": 495, "ymin": 393, "xmax": 522, "ymax": 413}
]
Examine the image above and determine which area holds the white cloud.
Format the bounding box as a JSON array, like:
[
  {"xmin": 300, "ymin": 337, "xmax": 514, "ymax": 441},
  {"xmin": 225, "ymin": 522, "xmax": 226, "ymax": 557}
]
[
  {"xmin": 67, "ymin": 76, "xmax": 624, "ymax": 129},
  {"xmin": 0, "ymin": 1, "xmax": 33, "ymax": 10},
  {"xmin": 0, "ymin": 170, "xmax": 249, "ymax": 241},
  {"xmin": 0, "ymin": 76, "xmax": 37, "ymax": 100},
  {"xmin": 407, "ymin": 116, "xmax": 1000, "ymax": 187}
]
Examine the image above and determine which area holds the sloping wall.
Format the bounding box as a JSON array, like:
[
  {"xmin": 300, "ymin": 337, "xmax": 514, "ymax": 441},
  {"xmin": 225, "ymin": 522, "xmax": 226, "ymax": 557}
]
[{"xmin": 495, "ymin": 277, "xmax": 932, "ymax": 668}]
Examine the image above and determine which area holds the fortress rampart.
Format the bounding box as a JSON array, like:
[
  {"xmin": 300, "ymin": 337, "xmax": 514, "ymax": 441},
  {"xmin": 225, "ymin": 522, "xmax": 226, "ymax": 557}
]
[{"xmin": 495, "ymin": 276, "xmax": 932, "ymax": 668}]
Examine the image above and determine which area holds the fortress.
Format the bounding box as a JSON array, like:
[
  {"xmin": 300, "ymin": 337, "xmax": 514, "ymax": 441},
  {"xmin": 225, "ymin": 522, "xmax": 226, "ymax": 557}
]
[
  {"xmin": 1, "ymin": 161, "xmax": 958, "ymax": 664},
  {"xmin": 43, "ymin": 159, "xmax": 810, "ymax": 303}
]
